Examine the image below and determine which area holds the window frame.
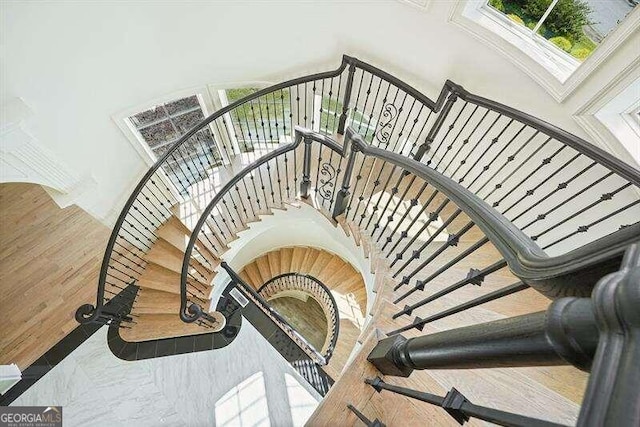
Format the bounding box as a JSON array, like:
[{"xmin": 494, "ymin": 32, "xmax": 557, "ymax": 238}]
[
  {"xmin": 115, "ymin": 86, "xmax": 227, "ymax": 168},
  {"xmin": 449, "ymin": 0, "xmax": 640, "ymax": 101},
  {"xmin": 210, "ymin": 81, "xmax": 281, "ymax": 153}
]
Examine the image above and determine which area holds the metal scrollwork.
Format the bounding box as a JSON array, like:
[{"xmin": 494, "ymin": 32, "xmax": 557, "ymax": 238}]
[
  {"xmin": 316, "ymin": 162, "xmax": 336, "ymax": 201},
  {"xmin": 375, "ymin": 103, "xmax": 398, "ymax": 145}
]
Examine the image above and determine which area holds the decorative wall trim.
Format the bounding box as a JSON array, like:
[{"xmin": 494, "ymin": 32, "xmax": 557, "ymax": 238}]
[
  {"xmin": 573, "ymin": 57, "xmax": 640, "ymax": 171},
  {"xmin": 0, "ymin": 98, "xmax": 97, "ymax": 208}
]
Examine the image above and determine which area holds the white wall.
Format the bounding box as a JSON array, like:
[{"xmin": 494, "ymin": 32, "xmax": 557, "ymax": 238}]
[{"xmin": 2, "ymin": 1, "xmax": 637, "ymax": 224}]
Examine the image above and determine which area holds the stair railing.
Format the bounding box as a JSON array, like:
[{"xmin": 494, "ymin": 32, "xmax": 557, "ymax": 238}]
[
  {"xmin": 220, "ymin": 262, "xmax": 328, "ymax": 365},
  {"xmin": 258, "ymin": 272, "xmax": 340, "ymax": 361},
  {"xmin": 365, "ymin": 244, "xmax": 639, "ymax": 427},
  {"xmin": 180, "ymin": 127, "xmax": 345, "ymax": 322},
  {"xmin": 79, "ymin": 54, "xmax": 639, "ymax": 350},
  {"xmin": 75, "ymin": 58, "xmax": 354, "ymax": 326}
]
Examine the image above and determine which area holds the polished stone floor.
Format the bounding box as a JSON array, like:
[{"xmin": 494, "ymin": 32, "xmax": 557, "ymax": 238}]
[{"xmin": 12, "ymin": 323, "xmax": 320, "ymax": 427}]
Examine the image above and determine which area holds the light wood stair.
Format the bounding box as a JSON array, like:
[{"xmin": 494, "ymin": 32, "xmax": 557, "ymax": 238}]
[
  {"xmin": 239, "ymin": 245, "xmax": 368, "ymax": 379},
  {"xmin": 123, "ymin": 214, "xmax": 221, "ymax": 342},
  {"xmin": 117, "ymin": 141, "xmax": 586, "ymax": 425}
]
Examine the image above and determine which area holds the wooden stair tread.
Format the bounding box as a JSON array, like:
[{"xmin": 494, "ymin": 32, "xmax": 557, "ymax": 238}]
[
  {"xmin": 307, "ymin": 329, "xmax": 454, "ymax": 426},
  {"xmin": 137, "ymin": 262, "xmax": 211, "ymax": 297},
  {"xmin": 132, "ymin": 288, "xmax": 209, "ymax": 315},
  {"xmin": 121, "ymin": 313, "xmax": 218, "ymax": 342}
]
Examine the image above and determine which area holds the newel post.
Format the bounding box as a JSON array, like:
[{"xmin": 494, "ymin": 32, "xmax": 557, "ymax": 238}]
[
  {"xmin": 300, "ymin": 135, "xmax": 313, "ymax": 198},
  {"xmin": 414, "ymin": 92, "xmax": 458, "ymax": 162},
  {"xmin": 332, "ymin": 129, "xmax": 362, "ymax": 219},
  {"xmin": 577, "ymin": 243, "xmax": 640, "ymax": 427},
  {"xmin": 337, "ymin": 61, "xmax": 357, "ymax": 135}
]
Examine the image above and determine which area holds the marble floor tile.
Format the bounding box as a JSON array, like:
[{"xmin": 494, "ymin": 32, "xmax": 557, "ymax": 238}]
[{"xmin": 12, "ymin": 321, "xmax": 320, "ymax": 427}]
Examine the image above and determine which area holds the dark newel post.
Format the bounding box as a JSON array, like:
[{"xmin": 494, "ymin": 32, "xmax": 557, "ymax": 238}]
[
  {"xmin": 337, "ymin": 62, "xmax": 357, "ymax": 135},
  {"xmin": 332, "ymin": 137, "xmax": 359, "ymax": 219},
  {"xmin": 414, "ymin": 92, "xmax": 458, "ymax": 161},
  {"xmin": 577, "ymin": 243, "xmax": 640, "ymax": 427},
  {"xmin": 300, "ymin": 135, "xmax": 313, "ymax": 198},
  {"xmin": 368, "ymin": 295, "xmax": 600, "ymax": 376}
]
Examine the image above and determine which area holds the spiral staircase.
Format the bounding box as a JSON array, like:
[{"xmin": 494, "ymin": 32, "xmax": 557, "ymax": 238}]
[{"xmin": 76, "ymin": 55, "xmax": 640, "ymax": 426}]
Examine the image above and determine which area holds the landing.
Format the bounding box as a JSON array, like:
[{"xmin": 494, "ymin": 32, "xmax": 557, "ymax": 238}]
[{"xmin": 269, "ymin": 296, "xmax": 328, "ymax": 351}]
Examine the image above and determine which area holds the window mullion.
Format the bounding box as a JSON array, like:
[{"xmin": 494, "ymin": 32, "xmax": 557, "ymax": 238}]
[{"xmin": 532, "ymin": 0, "xmax": 559, "ymax": 35}]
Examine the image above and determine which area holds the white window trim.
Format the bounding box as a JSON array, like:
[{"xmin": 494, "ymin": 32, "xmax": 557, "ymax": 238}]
[
  {"xmin": 449, "ymin": 0, "xmax": 640, "ymax": 102},
  {"xmin": 573, "ymin": 57, "xmax": 640, "ymax": 170},
  {"xmin": 395, "ymin": 0, "xmax": 432, "ymax": 12},
  {"xmin": 620, "ymin": 98, "xmax": 640, "ymax": 137}
]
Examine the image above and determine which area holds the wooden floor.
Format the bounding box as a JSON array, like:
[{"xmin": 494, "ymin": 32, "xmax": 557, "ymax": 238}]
[
  {"xmin": 307, "ymin": 193, "xmax": 589, "ymax": 426},
  {"xmin": 0, "ymin": 183, "xmax": 109, "ymax": 370},
  {"xmin": 269, "ymin": 296, "xmax": 327, "ymax": 350}
]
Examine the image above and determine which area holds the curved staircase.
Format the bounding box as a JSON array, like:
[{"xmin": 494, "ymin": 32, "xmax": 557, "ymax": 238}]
[
  {"xmin": 119, "ymin": 214, "xmax": 223, "ymax": 342},
  {"xmin": 239, "ymin": 246, "xmax": 367, "ymax": 317},
  {"xmin": 77, "ymin": 55, "xmax": 640, "ymax": 426},
  {"xmin": 239, "ymin": 246, "xmax": 367, "ymax": 378}
]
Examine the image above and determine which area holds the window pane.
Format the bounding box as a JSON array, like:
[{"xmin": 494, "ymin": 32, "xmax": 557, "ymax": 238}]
[
  {"xmin": 487, "ymin": 0, "xmax": 547, "ymax": 28},
  {"xmin": 488, "ymin": 0, "xmax": 637, "ymax": 62},
  {"xmin": 173, "ymin": 109, "xmax": 205, "ymax": 134},
  {"xmin": 128, "ymin": 94, "xmax": 224, "ymax": 193},
  {"xmin": 139, "ymin": 120, "xmax": 178, "ymax": 146},
  {"xmin": 130, "ymin": 106, "xmax": 167, "ymax": 127},
  {"xmin": 164, "ymin": 95, "xmax": 199, "ymax": 115}
]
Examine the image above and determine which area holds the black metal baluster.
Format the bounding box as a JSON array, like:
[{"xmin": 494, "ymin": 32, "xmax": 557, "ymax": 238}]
[
  {"xmin": 380, "ymin": 180, "xmax": 430, "ymax": 250},
  {"xmin": 269, "ymin": 91, "xmax": 280, "ymax": 142},
  {"xmin": 451, "ymin": 114, "xmax": 507, "ymax": 185},
  {"xmin": 395, "ymin": 103, "xmax": 426, "ymax": 156},
  {"xmin": 265, "ymin": 160, "xmax": 276, "ymax": 206},
  {"xmin": 464, "ymin": 123, "xmax": 528, "ymax": 192},
  {"xmin": 510, "ymin": 162, "xmax": 597, "ymax": 224},
  {"xmin": 355, "ymin": 71, "xmax": 372, "ymax": 134},
  {"xmin": 331, "ymin": 75, "xmax": 342, "ymax": 134},
  {"xmin": 241, "ymin": 177, "xmax": 257, "ymax": 220},
  {"xmin": 256, "ymin": 97, "xmax": 270, "ymax": 147},
  {"xmin": 496, "ymin": 150, "xmax": 580, "ymax": 214},
  {"xmin": 398, "ymin": 221, "xmax": 476, "ymax": 291},
  {"xmin": 392, "ymin": 208, "xmax": 464, "ymax": 276},
  {"xmin": 391, "ymin": 260, "xmax": 508, "ymax": 316},
  {"xmin": 362, "ymin": 76, "xmax": 384, "ymax": 141},
  {"xmin": 389, "ymin": 194, "xmax": 448, "ymax": 263},
  {"xmin": 428, "ymin": 101, "xmax": 469, "ymax": 166},
  {"xmin": 538, "ymin": 188, "xmax": 638, "ymax": 249},
  {"xmin": 473, "ymin": 130, "xmax": 541, "ymax": 200},
  {"xmin": 385, "ymin": 187, "xmax": 440, "ymax": 257}
]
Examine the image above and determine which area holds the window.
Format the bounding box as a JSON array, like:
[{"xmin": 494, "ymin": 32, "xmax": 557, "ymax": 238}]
[
  {"xmin": 127, "ymin": 94, "xmax": 223, "ymax": 191},
  {"xmin": 129, "ymin": 95, "xmax": 221, "ymax": 161},
  {"xmin": 485, "ymin": 0, "xmax": 636, "ymax": 62},
  {"xmin": 222, "ymin": 87, "xmax": 292, "ymax": 151}
]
